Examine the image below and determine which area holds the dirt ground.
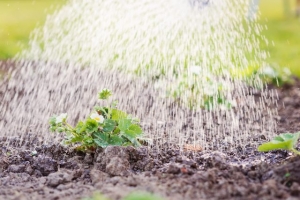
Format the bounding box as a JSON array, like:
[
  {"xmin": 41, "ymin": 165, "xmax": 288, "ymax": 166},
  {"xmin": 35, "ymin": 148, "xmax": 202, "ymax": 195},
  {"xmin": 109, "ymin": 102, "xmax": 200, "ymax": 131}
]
[{"xmin": 1, "ymin": 61, "xmax": 300, "ymax": 200}]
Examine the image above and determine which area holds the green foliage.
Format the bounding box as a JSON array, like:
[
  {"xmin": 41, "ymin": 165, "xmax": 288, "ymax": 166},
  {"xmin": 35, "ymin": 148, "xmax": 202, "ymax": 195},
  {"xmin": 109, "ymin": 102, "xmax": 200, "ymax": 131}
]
[
  {"xmin": 83, "ymin": 192, "xmax": 164, "ymax": 200},
  {"xmin": 123, "ymin": 192, "xmax": 164, "ymax": 200},
  {"xmin": 98, "ymin": 88, "xmax": 112, "ymax": 100},
  {"xmin": 258, "ymin": 132, "xmax": 300, "ymax": 155},
  {"xmin": 168, "ymin": 63, "xmax": 293, "ymax": 111},
  {"xmin": 0, "ymin": 0, "xmax": 66, "ymax": 59},
  {"xmin": 258, "ymin": 65, "xmax": 293, "ymax": 87},
  {"xmin": 169, "ymin": 66, "xmax": 234, "ymax": 110},
  {"xmin": 231, "ymin": 64, "xmax": 293, "ymax": 87},
  {"xmin": 49, "ymin": 89, "xmax": 143, "ymax": 151}
]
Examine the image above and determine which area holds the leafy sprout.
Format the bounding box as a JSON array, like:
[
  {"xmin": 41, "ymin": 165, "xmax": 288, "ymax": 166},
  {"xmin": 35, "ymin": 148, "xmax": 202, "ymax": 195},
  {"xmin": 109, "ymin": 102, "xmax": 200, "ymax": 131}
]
[
  {"xmin": 124, "ymin": 192, "xmax": 164, "ymax": 200},
  {"xmin": 259, "ymin": 65, "xmax": 293, "ymax": 87},
  {"xmin": 49, "ymin": 89, "xmax": 143, "ymax": 151},
  {"xmin": 98, "ymin": 88, "xmax": 112, "ymax": 100},
  {"xmin": 258, "ymin": 132, "xmax": 300, "ymax": 155},
  {"xmin": 82, "ymin": 191, "xmax": 164, "ymax": 200},
  {"xmin": 168, "ymin": 65, "xmax": 235, "ymax": 110}
]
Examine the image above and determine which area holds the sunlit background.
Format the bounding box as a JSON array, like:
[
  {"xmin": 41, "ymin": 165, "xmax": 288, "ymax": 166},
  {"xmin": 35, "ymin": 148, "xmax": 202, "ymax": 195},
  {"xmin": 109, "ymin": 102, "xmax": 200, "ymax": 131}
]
[{"xmin": 0, "ymin": 0, "xmax": 299, "ymax": 76}]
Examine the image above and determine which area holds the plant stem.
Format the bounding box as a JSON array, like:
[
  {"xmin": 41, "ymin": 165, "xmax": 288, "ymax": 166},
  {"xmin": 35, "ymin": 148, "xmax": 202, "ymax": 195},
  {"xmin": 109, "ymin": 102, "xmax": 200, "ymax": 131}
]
[
  {"xmin": 64, "ymin": 122, "xmax": 75, "ymax": 131},
  {"xmin": 291, "ymin": 148, "xmax": 300, "ymax": 155}
]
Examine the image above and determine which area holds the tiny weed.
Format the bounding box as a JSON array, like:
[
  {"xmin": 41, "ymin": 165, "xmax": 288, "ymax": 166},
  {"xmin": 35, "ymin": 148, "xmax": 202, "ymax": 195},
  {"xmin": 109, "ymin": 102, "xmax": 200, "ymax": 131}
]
[
  {"xmin": 284, "ymin": 172, "xmax": 291, "ymax": 178},
  {"xmin": 258, "ymin": 132, "xmax": 300, "ymax": 155},
  {"xmin": 49, "ymin": 89, "xmax": 143, "ymax": 151}
]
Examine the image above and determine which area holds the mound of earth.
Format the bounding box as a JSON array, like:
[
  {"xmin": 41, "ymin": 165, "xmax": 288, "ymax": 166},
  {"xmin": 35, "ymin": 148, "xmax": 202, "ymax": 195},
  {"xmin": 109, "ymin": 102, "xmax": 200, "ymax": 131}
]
[{"xmin": 1, "ymin": 139, "xmax": 300, "ymax": 200}]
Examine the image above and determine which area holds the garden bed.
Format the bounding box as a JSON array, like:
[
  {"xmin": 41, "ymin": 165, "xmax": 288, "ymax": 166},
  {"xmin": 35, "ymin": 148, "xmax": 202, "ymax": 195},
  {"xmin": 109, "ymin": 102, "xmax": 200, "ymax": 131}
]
[{"xmin": 1, "ymin": 61, "xmax": 300, "ymax": 199}]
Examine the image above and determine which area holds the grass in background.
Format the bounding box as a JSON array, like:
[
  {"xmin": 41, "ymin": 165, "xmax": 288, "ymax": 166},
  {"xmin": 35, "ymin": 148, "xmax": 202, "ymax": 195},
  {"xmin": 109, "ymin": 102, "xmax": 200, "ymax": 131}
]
[
  {"xmin": 0, "ymin": 0, "xmax": 66, "ymax": 59},
  {"xmin": 0, "ymin": 0, "xmax": 299, "ymax": 76},
  {"xmin": 259, "ymin": 0, "xmax": 300, "ymax": 76}
]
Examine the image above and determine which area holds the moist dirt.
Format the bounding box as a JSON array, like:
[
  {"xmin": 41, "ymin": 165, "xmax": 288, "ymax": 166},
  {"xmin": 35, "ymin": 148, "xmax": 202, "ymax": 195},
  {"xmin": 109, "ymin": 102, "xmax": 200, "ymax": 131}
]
[{"xmin": 1, "ymin": 61, "xmax": 300, "ymax": 200}]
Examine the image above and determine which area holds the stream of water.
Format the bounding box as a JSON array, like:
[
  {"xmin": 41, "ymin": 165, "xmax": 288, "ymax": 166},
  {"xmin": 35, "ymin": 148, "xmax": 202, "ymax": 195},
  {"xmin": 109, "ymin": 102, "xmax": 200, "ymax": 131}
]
[{"xmin": 0, "ymin": 0, "xmax": 278, "ymax": 151}]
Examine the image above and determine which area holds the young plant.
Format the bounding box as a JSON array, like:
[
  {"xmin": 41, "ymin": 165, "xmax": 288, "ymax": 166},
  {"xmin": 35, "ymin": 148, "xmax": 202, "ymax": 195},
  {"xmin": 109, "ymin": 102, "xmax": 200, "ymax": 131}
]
[
  {"xmin": 258, "ymin": 65, "xmax": 293, "ymax": 87},
  {"xmin": 49, "ymin": 89, "xmax": 143, "ymax": 151},
  {"xmin": 123, "ymin": 192, "xmax": 164, "ymax": 200},
  {"xmin": 168, "ymin": 65, "xmax": 234, "ymax": 110},
  {"xmin": 258, "ymin": 132, "xmax": 300, "ymax": 155},
  {"xmin": 83, "ymin": 192, "xmax": 164, "ymax": 200}
]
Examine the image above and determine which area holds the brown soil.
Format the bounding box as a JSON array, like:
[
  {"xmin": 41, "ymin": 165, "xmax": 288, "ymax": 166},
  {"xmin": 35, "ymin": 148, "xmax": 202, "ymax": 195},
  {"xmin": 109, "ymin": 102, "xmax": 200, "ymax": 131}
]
[{"xmin": 1, "ymin": 61, "xmax": 300, "ymax": 200}]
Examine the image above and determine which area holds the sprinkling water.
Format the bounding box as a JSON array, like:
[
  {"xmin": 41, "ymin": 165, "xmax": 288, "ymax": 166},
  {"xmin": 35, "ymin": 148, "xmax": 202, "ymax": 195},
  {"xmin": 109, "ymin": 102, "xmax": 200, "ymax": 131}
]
[{"xmin": 0, "ymin": 0, "xmax": 278, "ymax": 151}]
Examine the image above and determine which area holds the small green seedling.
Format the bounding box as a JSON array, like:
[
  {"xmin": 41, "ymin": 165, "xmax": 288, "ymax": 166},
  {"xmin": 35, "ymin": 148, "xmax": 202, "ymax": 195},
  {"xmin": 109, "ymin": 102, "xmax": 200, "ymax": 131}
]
[
  {"xmin": 123, "ymin": 192, "xmax": 164, "ymax": 200},
  {"xmin": 169, "ymin": 65, "xmax": 234, "ymax": 110},
  {"xmin": 258, "ymin": 132, "xmax": 300, "ymax": 155},
  {"xmin": 82, "ymin": 191, "xmax": 164, "ymax": 200},
  {"xmin": 49, "ymin": 89, "xmax": 143, "ymax": 151}
]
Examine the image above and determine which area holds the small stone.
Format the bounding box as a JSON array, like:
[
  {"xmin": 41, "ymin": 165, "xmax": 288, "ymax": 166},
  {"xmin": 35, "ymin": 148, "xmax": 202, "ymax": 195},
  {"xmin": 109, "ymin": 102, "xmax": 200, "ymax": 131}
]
[
  {"xmin": 39, "ymin": 177, "xmax": 47, "ymax": 184},
  {"xmin": 33, "ymin": 155, "xmax": 58, "ymax": 176},
  {"xmin": 127, "ymin": 176, "xmax": 138, "ymax": 187},
  {"xmin": 166, "ymin": 164, "xmax": 180, "ymax": 174},
  {"xmin": 105, "ymin": 157, "xmax": 130, "ymax": 176},
  {"xmin": 33, "ymin": 170, "xmax": 43, "ymax": 177},
  {"xmin": 8, "ymin": 164, "xmax": 25, "ymax": 173},
  {"xmin": 25, "ymin": 165, "xmax": 34, "ymax": 175},
  {"xmin": 56, "ymin": 183, "xmax": 73, "ymax": 191},
  {"xmin": 46, "ymin": 169, "xmax": 77, "ymax": 187},
  {"xmin": 104, "ymin": 146, "xmax": 129, "ymax": 160},
  {"xmin": 291, "ymin": 182, "xmax": 300, "ymax": 196},
  {"xmin": 84, "ymin": 153, "xmax": 93, "ymax": 164},
  {"xmin": 90, "ymin": 169, "xmax": 109, "ymax": 184}
]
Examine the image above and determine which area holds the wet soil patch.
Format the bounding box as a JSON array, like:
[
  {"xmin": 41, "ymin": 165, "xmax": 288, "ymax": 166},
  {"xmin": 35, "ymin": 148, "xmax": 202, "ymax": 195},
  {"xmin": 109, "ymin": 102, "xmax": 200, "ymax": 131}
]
[
  {"xmin": 1, "ymin": 60, "xmax": 300, "ymax": 199},
  {"xmin": 1, "ymin": 141, "xmax": 300, "ymax": 200}
]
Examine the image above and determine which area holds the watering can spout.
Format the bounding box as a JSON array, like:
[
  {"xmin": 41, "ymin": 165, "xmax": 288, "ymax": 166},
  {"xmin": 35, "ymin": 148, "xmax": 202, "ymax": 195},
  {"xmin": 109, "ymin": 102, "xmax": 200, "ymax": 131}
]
[{"xmin": 189, "ymin": 0, "xmax": 210, "ymax": 9}]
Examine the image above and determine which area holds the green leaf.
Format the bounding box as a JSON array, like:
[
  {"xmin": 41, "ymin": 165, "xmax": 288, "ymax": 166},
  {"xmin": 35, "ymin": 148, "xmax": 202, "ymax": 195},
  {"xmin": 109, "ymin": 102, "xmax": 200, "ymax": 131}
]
[
  {"xmin": 108, "ymin": 135, "xmax": 124, "ymax": 146},
  {"xmin": 49, "ymin": 125, "xmax": 57, "ymax": 132},
  {"xmin": 49, "ymin": 116, "xmax": 56, "ymax": 126},
  {"xmin": 111, "ymin": 109, "xmax": 127, "ymax": 120},
  {"xmin": 113, "ymin": 127, "xmax": 120, "ymax": 134},
  {"xmin": 70, "ymin": 135, "xmax": 84, "ymax": 143},
  {"xmin": 75, "ymin": 121, "xmax": 86, "ymax": 134},
  {"xmin": 128, "ymin": 124, "xmax": 143, "ymax": 135},
  {"xmin": 258, "ymin": 140, "xmax": 293, "ymax": 151},
  {"xmin": 57, "ymin": 127, "xmax": 65, "ymax": 133},
  {"xmin": 118, "ymin": 120, "xmax": 143, "ymax": 146},
  {"xmin": 258, "ymin": 132, "xmax": 300, "ymax": 152},
  {"xmin": 292, "ymin": 132, "xmax": 300, "ymax": 146},
  {"xmin": 103, "ymin": 119, "xmax": 116, "ymax": 133},
  {"xmin": 83, "ymin": 135, "xmax": 94, "ymax": 145},
  {"xmin": 118, "ymin": 119, "xmax": 131, "ymax": 132},
  {"xmin": 98, "ymin": 89, "xmax": 112, "ymax": 100},
  {"xmin": 122, "ymin": 128, "xmax": 142, "ymax": 146},
  {"xmin": 85, "ymin": 119, "xmax": 99, "ymax": 133},
  {"xmin": 94, "ymin": 132, "xmax": 109, "ymax": 148}
]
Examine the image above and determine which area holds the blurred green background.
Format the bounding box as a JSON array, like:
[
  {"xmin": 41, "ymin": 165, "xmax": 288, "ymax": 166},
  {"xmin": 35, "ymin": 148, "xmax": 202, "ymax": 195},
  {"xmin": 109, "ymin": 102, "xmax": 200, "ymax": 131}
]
[
  {"xmin": 0, "ymin": 0, "xmax": 66, "ymax": 58},
  {"xmin": 0, "ymin": 0, "xmax": 299, "ymax": 76}
]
